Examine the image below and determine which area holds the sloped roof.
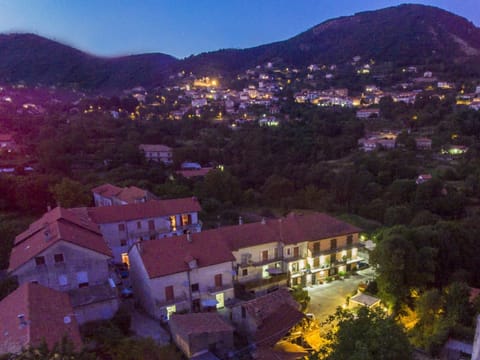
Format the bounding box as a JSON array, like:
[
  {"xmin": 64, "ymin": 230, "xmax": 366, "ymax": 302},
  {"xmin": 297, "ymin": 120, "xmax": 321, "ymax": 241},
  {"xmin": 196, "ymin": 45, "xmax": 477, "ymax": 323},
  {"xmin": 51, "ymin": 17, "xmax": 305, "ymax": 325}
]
[
  {"xmin": 139, "ymin": 144, "xmax": 172, "ymax": 152},
  {"xmin": 0, "ymin": 283, "xmax": 82, "ymax": 354},
  {"xmin": 86, "ymin": 197, "xmax": 202, "ymax": 223},
  {"xmin": 176, "ymin": 167, "xmax": 213, "ymax": 179},
  {"xmin": 236, "ymin": 288, "xmax": 304, "ymax": 347},
  {"xmin": 91, "ymin": 183, "xmax": 123, "ymax": 198},
  {"xmin": 9, "ymin": 207, "xmax": 111, "ymax": 272},
  {"xmin": 179, "ymin": 212, "xmax": 360, "ymax": 251},
  {"xmin": 135, "ymin": 234, "xmax": 235, "ymax": 278},
  {"xmin": 170, "ymin": 313, "xmax": 234, "ymax": 335},
  {"xmin": 92, "ymin": 183, "xmax": 155, "ymax": 204}
]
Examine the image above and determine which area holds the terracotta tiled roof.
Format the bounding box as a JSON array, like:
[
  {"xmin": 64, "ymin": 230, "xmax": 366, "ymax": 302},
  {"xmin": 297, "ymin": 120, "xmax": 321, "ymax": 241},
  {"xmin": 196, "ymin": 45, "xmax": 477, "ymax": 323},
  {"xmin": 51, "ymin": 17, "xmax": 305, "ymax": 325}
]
[
  {"xmin": 135, "ymin": 234, "xmax": 235, "ymax": 278},
  {"xmin": 0, "ymin": 283, "xmax": 82, "ymax": 354},
  {"xmin": 116, "ymin": 186, "xmax": 151, "ymax": 203},
  {"xmin": 9, "ymin": 207, "xmax": 111, "ymax": 272},
  {"xmin": 139, "ymin": 144, "xmax": 172, "ymax": 152},
  {"xmin": 235, "ymin": 288, "xmax": 304, "ymax": 347},
  {"xmin": 170, "ymin": 313, "xmax": 234, "ymax": 335},
  {"xmin": 91, "ymin": 183, "xmax": 123, "ymax": 197},
  {"xmin": 176, "ymin": 167, "xmax": 214, "ymax": 179},
  {"xmin": 0, "ymin": 133, "xmax": 14, "ymax": 142},
  {"xmin": 185, "ymin": 212, "xmax": 360, "ymax": 250},
  {"xmin": 86, "ymin": 197, "xmax": 202, "ymax": 223}
]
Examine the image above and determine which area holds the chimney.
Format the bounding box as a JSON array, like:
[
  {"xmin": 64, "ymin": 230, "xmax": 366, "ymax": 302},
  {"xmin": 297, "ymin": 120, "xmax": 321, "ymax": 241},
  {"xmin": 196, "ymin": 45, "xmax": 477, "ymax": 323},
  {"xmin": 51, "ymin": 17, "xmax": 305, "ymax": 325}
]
[
  {"xmin": 47, "ymin": 205, "xmax": 52, "ymax": 212},
  {"xmin": 187, "ymin": 231, "xmax": 192, "ymax": 243},
  {"xmin": 261, "ymin": 217, "xmax": 266, "ymax": 225},
  {"xmin": 239, "ymin": 216, "xmax": 243, "ymax": 225}
]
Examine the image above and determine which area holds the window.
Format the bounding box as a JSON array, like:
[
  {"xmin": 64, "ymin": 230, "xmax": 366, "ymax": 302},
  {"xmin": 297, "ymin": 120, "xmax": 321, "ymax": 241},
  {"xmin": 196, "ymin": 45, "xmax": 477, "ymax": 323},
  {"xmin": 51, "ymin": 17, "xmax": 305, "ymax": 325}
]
[
  {"xmin": 262, "ymin": 250, "xmax": 268, "ymax": 261},
  {"xmin": 286, "ymin": 248, "xmax": 291, "ymax": 256},
  {"xmin": 215, "ymin": 274, "xmax": 223, "ymax": 287},
  {"xmin": 169, "ymin": 216, "xmax": 177, "ymax": 231},
  {"xmin": 165, "ymin": 285, "xmax": 174, "ymax": 301},
  {"xmin": 191, "ymin": 283, "xmax": 199, "ymax": 292},
  {"xmin": 76, "ymin": 271, "xmax": 89, "ymax": 288},
  {"xmin": 241, "ymin": 306, "xmax": 246, "ymax": 319},
  {"xmin": 120, "ymin": 239, "xmax": 127, "ymax": 247},
  {"xmin": 58, "ymin": 274, "xmax": 68, "ymax": 286},
  {"xmin": 313, "ymin": 257, "xmax": 320, "ymax": 268},
  {"xmin": 181, "ymin": 214, "xmax": 191, "ymax": 226},
  {"xmin": 35, "ymin": 256, "xmax": 45, "ymax": 266},
  {"xmin": 136, "ymin": 221, "xmax": 141, "ymax": 229},
  {"xmin": 293, "ymin": 246, "xmax": 299, "ymax": 257},
  {"xmin": 347, "ymin": 235, "xmax": 353, "ymax": 246},
  {"xmin": 118, "ymin": 223, "xmax": 125, "ymax": 232},
  {"xmin": 313, "ymin": 242, "xmax": 320, "ymax": 255},
  {"xmin": 54, "ymin": 253, "xmax": 64, "ymax": 263},
  {"xmin": 330, "ymin": 238, "xmax": 337, "ymax": 250},
  {"xmin": 242, "ymin": 269, "xmax": 248, "ymax": 276},
  {"xmin": 291, "ymin": 262, "xmax": 299, "ymax": 272},
  {"xmin": 148, "ymin": 220, "xmax": 155, "ymax": 230}
]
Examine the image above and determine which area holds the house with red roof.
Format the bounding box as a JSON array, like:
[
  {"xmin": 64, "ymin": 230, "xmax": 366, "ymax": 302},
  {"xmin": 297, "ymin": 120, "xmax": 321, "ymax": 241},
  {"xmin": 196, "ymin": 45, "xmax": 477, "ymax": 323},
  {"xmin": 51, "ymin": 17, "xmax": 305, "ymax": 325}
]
[
  {"xmin": 169, "ymin": 312, "xmax": 234, "ymax": 358},
  {"xmin": 128, "ymin": 232, "xmax": 236, "ymax": 321},
  {"xmin": 91, "ymin": 183, "xmax": 158, "ymax": 207},
  {"xmin": 8, "ymin": 207, "xmax": 119, "ymax": 324},
  {"xmin": 139, "ymin": 144, "xmax": 173, "ymax": 164},
  {"xmin": 79, "ymin": 197, "xmax": 202, "ymax": 264},
  {"xmin": 0, "ymin": 283, "xmax": 83, "ymax": 355},
  {"xmin": 231, "ymin": 288, "xmax": 304, "ymax": 349}
]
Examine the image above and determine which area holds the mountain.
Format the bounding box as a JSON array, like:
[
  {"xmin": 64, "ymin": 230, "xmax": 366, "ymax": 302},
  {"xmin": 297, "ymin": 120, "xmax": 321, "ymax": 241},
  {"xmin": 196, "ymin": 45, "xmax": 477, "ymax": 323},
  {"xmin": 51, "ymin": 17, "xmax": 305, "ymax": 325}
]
[
  {"xmin": 0, "ymin": 33, "xmax": 178, "ymax": 90},
  {"xmin": 178, "ymin": 4, "xmax": 480, "ymax": 74},
  {"xmin": 0, "ymin": 4, "xmax": 479, "ymax": 90}
]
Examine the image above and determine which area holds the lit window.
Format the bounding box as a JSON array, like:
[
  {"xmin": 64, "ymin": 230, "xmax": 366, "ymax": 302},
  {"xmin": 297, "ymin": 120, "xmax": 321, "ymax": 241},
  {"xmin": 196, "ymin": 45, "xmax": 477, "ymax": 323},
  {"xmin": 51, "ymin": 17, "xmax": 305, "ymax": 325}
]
[{"xmin": 169, "ymin": 216, "xmax": 177, "ymax": 231}]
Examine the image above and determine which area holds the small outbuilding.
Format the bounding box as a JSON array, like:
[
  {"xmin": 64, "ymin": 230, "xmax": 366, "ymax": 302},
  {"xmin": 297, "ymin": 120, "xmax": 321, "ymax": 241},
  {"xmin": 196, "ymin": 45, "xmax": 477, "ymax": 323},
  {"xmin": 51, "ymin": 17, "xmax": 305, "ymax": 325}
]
[{"xmin": 169, "ymin": 312, "xmax": 234, "ymax": 359}]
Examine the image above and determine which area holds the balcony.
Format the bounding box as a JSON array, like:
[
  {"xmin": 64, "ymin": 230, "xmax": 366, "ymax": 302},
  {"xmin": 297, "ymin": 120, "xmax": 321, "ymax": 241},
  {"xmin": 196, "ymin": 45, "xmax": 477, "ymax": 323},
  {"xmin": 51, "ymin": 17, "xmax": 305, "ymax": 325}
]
[
  {"xmin": 310, "ymin": 243, "xmax": 359, "ymax": 258},
  {"xmin": 251, "ymin": 256, "xmax": 284, "ymax": 267},
  {"xmin": 155, "ymin": 293, "xmax": 188, "ymax": 308},
  {"xmin": 241, "ymin": 273, "xmax": 288, "ymax": 290},
  {"xmin": 207, "ymin": 283, "xmax": 234, "ymax": 294}
]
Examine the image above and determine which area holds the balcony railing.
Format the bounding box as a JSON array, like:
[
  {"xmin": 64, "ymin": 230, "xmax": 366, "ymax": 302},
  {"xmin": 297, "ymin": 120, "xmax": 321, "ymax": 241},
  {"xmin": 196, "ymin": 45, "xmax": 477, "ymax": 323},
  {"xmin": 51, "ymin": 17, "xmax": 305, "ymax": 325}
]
[
  {"xmin": 251, "ymin": 255, "xmax": 284, "ymax": 267},
  {"xmin": 155, "ymin": 293, "xmax": 188, "ymax": 308},
  {"xmin": 310, "ymin": 243, "xmax": 359, "ymax": 257},
  {"xmin": 241, "ymin": 273, "xmax": 289, "ymax": 290},
  {"xmin": 207, "ymin": 283, "xmax": 234, "ymax": 294}
]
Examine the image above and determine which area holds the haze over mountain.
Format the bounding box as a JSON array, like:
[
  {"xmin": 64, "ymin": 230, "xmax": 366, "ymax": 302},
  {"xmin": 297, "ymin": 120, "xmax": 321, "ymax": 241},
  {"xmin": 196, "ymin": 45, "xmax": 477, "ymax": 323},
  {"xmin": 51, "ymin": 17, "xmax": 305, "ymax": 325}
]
[{"xmin": 0, "ymin": 4, "xmax": 479, "ymax": 90}]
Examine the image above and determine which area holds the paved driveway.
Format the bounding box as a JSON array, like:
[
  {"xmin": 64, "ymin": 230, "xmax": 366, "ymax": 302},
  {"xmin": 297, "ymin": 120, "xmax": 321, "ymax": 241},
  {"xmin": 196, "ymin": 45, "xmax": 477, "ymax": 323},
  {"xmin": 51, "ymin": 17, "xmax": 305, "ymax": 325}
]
[{"xmin": 305, "ymin": 268, "xmax": 376, "ymax": 322}]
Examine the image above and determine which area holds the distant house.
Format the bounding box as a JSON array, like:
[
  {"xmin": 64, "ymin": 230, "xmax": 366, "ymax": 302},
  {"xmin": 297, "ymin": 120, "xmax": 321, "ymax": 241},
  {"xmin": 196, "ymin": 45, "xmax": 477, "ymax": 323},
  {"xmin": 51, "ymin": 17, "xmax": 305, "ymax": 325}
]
[
  {"xmin": 416, "ymin": 174, "xmax": 432, "ymax": 185},
  {"xmin": 415, "ymin": 137, "xmax": 432, "ymax": 150},
  {"xmin": 176, "ymin": 167, "xmax": 214, "ymax": 179},
  {"xmin": 8, "ymin": 207, "xmax": 118, "ymax": 324},
  {"xmin": 128, "ymin": 233, "xmax": 235, "ymax": 321},
  {"xmin": 170, "ymin": 313, "xmax": 234, "ymax": 359},
  {"xmin": 83, "ymin": 197, "xmax": 202, "ymax": 263},
  {"xmin": 377, "ymin": 138, "xmax": 396, "ymax": 150},
  {"xmin": 0, "ymin": 283, "xmax": 83, "ymax": 355},
  {"xmin": 92, "ymin": 183, "xmax": 157, "ymax": 207},
  {"xmin": 231, "ymin": 288, "xmax": 304, "ymax": 347},
  {"xmin": 139, "ymin": 144, "xmax": 173, "ymax": 165},
  {"xmin": 356, "ymin": 108, "xmax": 380, "ymax": 119}
]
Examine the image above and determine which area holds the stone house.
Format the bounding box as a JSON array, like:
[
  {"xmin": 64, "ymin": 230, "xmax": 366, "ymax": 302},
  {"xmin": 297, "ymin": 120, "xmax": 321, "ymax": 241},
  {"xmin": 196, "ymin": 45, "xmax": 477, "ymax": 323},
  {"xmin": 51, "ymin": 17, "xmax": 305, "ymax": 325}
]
[
  {"xmin": 169, "ymin": 313, "xmax": 234, "ymax": 358},
  {"xmin": 8, "ymin": 207, "xmax": 119, "ymax": 324}
]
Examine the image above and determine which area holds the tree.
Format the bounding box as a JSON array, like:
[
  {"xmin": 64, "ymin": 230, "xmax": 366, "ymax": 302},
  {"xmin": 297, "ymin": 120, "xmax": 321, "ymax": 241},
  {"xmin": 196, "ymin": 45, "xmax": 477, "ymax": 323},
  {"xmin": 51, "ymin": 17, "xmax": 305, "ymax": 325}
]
[
  {"xmin": 50, "ymin": 178, "xmax": 92, "ymax": 208},
  {"xmin": 312, "ymin": 307, "xmax": 412, "ymax": 360}
]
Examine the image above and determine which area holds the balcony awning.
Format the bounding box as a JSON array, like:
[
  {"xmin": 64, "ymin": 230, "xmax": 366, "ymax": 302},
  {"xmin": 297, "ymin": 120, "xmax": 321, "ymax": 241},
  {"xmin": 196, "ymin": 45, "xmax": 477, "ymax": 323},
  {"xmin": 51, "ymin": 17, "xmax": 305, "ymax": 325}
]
[{"xmin": 201, "ymin": 298, "xmax": 218, "ymax": 307}]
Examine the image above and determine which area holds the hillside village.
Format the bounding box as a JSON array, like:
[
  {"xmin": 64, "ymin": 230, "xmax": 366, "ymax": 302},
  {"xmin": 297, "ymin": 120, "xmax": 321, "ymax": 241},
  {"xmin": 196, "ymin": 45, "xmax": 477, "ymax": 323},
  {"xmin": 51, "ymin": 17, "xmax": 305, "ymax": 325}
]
[
  {"xmin": 1, "ymin": 3, "xmax": 480, "ymax": 358},
  {"xmin": 1, "ymin": 185, "xmax": 362, "ymax": 359}
]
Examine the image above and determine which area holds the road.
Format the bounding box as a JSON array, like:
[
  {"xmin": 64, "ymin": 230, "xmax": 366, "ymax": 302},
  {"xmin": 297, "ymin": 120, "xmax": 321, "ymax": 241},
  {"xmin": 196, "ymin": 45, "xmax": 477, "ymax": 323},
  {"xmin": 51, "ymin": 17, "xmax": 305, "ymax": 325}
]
[{"xmin": 305, "ymin": 268, "xmax": 376, "ymax": 322}]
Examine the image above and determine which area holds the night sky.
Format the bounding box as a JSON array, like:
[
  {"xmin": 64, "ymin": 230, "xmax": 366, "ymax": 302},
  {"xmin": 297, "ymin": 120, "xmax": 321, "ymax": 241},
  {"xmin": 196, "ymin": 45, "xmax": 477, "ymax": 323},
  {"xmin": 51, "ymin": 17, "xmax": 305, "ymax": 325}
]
[{"xmin": 0, "ymin": 0, "xmax": 478, "ymax": 59}]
